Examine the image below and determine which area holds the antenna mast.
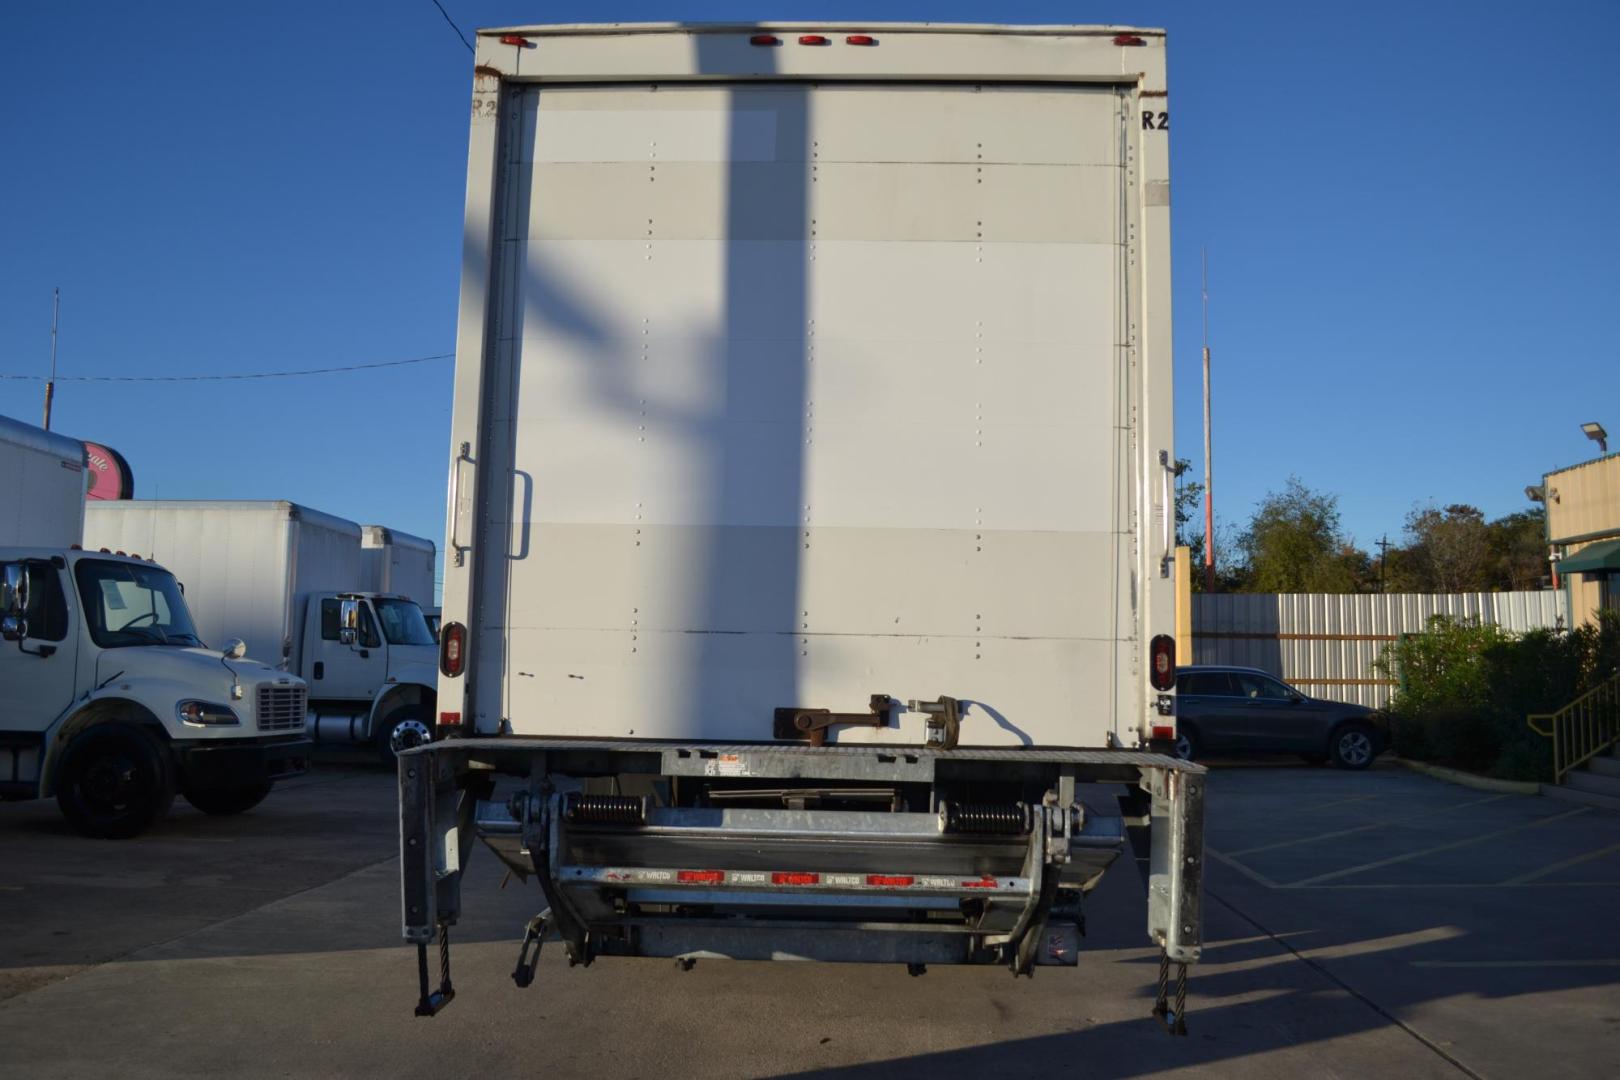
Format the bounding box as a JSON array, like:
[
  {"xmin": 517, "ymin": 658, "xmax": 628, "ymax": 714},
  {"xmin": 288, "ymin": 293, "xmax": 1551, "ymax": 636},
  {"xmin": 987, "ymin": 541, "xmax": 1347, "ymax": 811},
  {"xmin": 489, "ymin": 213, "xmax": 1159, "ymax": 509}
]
[{"xmin": 43, "ymin": 288, "xmax": 60, "ymax": 431}]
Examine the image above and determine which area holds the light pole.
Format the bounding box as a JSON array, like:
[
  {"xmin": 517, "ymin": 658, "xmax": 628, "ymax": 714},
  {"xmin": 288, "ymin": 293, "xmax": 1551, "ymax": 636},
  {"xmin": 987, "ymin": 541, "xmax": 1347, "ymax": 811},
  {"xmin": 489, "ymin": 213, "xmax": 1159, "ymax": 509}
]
[{"xmin": 1581, "ymin": 421, "xmax": 1607, "ymax": 454}]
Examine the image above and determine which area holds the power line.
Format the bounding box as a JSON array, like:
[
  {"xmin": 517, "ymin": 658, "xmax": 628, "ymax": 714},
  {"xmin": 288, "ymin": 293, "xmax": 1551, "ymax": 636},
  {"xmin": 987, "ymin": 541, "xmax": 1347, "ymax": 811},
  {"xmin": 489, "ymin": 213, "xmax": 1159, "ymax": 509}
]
[
  {"xmin": 0, "ymin": 353, "xmax": 452, "ymax": 383},
  {"xmin": 428, "ymin": 0, "xmax": 475, "ymax": 53}
]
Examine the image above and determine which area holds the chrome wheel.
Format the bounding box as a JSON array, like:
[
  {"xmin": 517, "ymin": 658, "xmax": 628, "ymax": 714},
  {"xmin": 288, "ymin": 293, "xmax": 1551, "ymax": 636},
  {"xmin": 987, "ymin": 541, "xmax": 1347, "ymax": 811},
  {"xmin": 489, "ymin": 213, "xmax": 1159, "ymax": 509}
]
[
  {"xmin": 388, "ymin": 718, "xmax": 432, "ymax": 755},
  {"xmin": 1334, "ymin": 728, "xmax": 1374, "ymax": 769}
]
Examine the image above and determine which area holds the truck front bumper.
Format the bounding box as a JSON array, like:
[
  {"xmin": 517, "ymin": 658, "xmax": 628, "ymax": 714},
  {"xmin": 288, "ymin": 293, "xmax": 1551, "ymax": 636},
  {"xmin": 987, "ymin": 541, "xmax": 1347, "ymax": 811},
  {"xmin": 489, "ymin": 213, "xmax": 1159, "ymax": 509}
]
[{"xmin": 177, "ymin": 736, "xmax": 311, "ymax": 789}]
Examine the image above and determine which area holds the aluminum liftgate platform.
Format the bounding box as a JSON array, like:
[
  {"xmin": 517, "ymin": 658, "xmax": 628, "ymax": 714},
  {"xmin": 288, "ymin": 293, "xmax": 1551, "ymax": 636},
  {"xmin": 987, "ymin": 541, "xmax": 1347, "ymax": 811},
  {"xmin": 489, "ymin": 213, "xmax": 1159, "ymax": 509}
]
[{"xmin": 399, "ymin": 739, "xmax": 1205, "ymax": 1034}]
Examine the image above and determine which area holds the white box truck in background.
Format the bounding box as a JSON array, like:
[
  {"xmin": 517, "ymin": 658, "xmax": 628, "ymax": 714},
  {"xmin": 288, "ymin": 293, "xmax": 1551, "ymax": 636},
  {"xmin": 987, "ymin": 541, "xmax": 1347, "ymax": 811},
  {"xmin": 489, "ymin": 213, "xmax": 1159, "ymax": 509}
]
[
  {"xmin": 360, "ymin": 525, "xmax": 436, "ymax": 604},
  {"xmin": 404, "ymin": 24, "xmax": 1201, "ymax": 1033},
  {"xmin": 1, "ymin": 413, "xmax": 86, "ymax": 547},
  {"xmin": 85, "ymin": 501, "xmax": 441, "ymax": 763},
  {"xmin": 2, "ymin": 417, "xmax": 309, "ymax": 837}
]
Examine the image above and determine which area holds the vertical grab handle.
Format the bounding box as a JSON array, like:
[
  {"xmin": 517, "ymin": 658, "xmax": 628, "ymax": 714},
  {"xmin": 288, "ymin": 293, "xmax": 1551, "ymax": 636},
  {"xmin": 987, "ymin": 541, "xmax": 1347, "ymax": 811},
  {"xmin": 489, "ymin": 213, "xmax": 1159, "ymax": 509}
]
[
  {"xmin": 1158, "ymin": 450, "xmax": 1174, "ymax": 579},
  {"xmin": 448, "ymin": 441, "xmax": 473, "ymax": 567}
]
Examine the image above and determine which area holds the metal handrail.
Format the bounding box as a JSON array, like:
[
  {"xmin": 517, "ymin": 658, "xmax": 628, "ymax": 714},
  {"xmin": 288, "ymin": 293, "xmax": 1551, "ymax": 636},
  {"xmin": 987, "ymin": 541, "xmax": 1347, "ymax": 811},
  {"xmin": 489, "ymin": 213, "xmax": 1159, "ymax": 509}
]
[{"xmin": 1527, "ymin": 672, "xmax": 1620, "ymax": 784}]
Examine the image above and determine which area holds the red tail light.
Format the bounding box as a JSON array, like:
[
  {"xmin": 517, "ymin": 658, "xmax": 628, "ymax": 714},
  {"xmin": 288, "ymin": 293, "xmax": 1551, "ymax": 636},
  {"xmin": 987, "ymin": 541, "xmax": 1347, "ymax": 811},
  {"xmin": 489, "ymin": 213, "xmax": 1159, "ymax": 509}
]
[
  {"xmin": 439, "ymin": 711, "xmax": 462, "ymax": 728},
  {"xmin": 1150, "ymin": 634, "xmax": 1176, "ymax": 691},
  {"xmin": 440, "ymin": 621, "xmax": 466, "ymax": 678}
]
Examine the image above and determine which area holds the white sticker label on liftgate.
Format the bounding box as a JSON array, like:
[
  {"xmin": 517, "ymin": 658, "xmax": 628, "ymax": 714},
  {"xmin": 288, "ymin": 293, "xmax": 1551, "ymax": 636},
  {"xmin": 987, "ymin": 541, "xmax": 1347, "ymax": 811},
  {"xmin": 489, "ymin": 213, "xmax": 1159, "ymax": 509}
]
[{"xmin": 704, "ymin": 753, "xmax": 748, "ymax": 777}]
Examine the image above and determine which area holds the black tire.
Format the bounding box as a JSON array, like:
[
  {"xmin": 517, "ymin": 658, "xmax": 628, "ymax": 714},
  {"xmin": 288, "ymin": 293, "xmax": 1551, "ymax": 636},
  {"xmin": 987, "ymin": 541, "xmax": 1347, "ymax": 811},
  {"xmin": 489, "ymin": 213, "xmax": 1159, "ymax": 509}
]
[
  {"xmin": 374, "ymin": 707, "xmax": 432, "ymax": 767},
  {"xmin": 183, "ymin": 780, "xmax": 273, "ymax": 816},
  {"xmin": 1329, "ymin": 723, "xmax": 1377, "ymax": 770},
  {"xmin": 1172, "ymin": 727, "xmax": 1200, "ymax": 762},
  {"xmin": 55, "ymin": 723, "xmax": 176, "ymax": 839}
]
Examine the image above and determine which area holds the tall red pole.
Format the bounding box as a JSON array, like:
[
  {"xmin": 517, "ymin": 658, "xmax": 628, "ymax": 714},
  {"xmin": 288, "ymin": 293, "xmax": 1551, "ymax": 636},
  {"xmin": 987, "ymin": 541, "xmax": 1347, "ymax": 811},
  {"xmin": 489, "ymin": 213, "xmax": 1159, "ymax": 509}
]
[{"xmin": 1202, "ymin": 251, "xmax": 1214, "ymax": 591}]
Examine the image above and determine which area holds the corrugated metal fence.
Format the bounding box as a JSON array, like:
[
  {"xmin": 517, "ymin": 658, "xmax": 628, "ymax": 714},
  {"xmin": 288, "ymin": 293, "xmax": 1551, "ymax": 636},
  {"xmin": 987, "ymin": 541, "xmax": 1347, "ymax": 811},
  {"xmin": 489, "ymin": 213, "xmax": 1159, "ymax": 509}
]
[{"xmin": 1191, "ymin": 592, "xmax": 1569, "ymax": 708}]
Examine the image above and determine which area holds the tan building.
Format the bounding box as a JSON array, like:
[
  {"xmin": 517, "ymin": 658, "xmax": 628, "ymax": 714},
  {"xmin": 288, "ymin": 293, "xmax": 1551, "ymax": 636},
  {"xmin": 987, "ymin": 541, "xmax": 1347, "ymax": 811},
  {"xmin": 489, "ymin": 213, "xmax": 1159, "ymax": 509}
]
[{"xmin": 1544, "ymin": 451, "xmax": 1620, "ymax": 625}]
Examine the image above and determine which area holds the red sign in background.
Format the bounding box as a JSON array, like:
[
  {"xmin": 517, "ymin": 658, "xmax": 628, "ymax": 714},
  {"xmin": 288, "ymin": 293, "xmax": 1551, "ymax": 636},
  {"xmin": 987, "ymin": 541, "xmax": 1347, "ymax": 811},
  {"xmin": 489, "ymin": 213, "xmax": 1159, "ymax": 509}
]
[{"xmin": 83, "ymin": 441, "xmax": 134, "ymax": 500}]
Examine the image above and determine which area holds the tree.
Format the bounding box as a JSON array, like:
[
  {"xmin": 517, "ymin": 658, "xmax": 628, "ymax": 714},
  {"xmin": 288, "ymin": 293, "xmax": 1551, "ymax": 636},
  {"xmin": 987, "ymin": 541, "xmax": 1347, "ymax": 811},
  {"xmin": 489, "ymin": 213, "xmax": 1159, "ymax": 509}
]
[
  {"xmin": 1404, "ymin": 503, "xmax": 1492, "ymax": 592},
  {"xmin": 1235, "ymin": 477, "xmax": 1366, "ymax": 592},
  {"xmin": 1487, "ymin": 509, "xmax": 1548, "ymax": 590}
]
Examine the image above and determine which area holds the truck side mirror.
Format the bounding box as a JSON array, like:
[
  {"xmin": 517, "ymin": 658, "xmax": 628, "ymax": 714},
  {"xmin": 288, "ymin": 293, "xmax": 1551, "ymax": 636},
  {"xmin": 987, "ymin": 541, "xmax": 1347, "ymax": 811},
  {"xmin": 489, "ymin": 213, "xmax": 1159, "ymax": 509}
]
[
  {"xmin": 221, "ymin": 638, "xmax": 247, "ymax": 660},
  {"xmin": 338, "ymin": 598, "xmax": 360, "ymax": 646},
  {"xmin": 1, "ymin": 564, "xmax": 28, "ymax": 642}
]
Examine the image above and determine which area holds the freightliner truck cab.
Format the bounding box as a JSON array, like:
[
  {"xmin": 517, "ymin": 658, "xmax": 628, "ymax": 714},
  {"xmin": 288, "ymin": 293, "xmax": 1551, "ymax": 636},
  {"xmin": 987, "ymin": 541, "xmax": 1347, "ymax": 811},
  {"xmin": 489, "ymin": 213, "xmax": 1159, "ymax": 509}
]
[
  {"xmin": 300, "ymin": 591, "xmax": 439, "ymax": 763},
  {"xmin": 0, "ymin": 547, "xmax": 310, "ymax": 837}
]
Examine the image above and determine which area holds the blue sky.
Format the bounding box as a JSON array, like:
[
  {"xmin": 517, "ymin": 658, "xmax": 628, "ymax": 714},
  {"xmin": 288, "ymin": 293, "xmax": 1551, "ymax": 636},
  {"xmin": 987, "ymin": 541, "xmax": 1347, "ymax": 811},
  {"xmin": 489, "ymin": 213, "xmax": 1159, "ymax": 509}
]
[{"xmin": 4, "ymin": 1, "xmax": 1617, "ymax": 585}]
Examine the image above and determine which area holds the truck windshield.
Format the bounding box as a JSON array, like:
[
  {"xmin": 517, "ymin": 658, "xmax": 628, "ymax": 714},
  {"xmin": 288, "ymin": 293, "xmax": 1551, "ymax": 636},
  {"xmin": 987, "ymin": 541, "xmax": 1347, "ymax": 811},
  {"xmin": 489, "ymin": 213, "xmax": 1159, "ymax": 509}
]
[
  {"xmin": 372, "ymin": 598, "xmax": 435, "ymax": 646},
  {"xmin": 73, "ymin": 559, "xmax": 203, "ymax": 649}
]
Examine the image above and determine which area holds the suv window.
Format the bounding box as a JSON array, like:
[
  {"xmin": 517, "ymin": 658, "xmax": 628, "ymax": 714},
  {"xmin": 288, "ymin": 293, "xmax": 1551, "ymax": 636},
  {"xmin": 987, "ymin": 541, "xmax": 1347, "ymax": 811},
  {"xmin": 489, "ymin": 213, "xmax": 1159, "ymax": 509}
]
[
  {"xmin": 1179, "ymin": 672, "xmax": 1236, "ymax": 697},
  {"xmin": 1233, "ymin": 673, "xmax": 1293, "ymax": 700}
]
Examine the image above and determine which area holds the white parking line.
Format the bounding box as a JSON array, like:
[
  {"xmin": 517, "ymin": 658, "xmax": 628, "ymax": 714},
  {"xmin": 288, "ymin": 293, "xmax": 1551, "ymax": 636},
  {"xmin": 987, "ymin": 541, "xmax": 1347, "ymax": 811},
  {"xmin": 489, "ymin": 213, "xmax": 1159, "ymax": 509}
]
[
  {"xmin": 1225, "ymin": 793, "xmax": 1509, "ymax": 857},
  {"xmin": 1206, "ymin": 847, "xmax": 1282, "ymax": 889},
  {"xmin": 1289, "ymin": 807, "xmax": 1590, "ymax": 887},
  {"xmin": 1411, "ymin": 959, "xmax": 1620, "ymax": 969},
  {"xmin": 1504, "ymin": 841, "xmax": 1620, "ymax": 885}
]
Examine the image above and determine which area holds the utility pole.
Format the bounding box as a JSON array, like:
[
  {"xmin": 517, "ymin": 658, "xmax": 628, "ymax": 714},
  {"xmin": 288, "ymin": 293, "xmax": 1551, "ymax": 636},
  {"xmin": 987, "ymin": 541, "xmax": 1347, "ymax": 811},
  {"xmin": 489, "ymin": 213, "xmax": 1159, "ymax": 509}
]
[
  {"xmin": 43, "ymin": 288, "xmax": 59, "ymax": 431},
  {"xmin": 1376, "ymin": 534, "xmax": 1392, "ymax": 593},
  {"xmin": 1201, "ymin": 249, "xmax": 1215, "ymax": 592}
]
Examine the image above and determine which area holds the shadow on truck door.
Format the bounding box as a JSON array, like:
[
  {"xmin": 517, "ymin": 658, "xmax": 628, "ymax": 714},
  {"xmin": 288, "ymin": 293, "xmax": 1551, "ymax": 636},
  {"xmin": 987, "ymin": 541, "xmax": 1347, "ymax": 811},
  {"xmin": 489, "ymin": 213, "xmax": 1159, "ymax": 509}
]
[{"xmin": 485, "ymin": 34, "xmax": 809, "ymax": 737}]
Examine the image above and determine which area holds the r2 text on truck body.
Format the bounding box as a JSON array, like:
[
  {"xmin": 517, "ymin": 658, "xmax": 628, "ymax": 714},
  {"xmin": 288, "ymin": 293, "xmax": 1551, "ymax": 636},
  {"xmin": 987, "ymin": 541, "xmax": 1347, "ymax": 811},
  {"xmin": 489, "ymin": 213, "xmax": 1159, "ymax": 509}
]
[{"xmin": 406, "ymin": 23, "xmax": 1202, "ymax": 1031}]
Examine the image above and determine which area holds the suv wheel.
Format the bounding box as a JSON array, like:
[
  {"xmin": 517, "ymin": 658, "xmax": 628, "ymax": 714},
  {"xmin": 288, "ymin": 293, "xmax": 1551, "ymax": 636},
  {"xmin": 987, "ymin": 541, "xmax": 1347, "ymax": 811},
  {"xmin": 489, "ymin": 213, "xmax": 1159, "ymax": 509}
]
[{"xmin": 1329, "ymin": 723, "xmax": 1377, "ymax": 770}]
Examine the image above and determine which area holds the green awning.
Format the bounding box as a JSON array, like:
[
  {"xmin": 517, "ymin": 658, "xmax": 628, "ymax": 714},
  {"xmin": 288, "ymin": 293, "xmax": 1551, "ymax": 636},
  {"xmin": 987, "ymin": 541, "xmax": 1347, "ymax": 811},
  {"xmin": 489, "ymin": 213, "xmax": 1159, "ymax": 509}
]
[{"xmin": 1557, "ymin": 538, "xmax": 1620, "ymax": 575}]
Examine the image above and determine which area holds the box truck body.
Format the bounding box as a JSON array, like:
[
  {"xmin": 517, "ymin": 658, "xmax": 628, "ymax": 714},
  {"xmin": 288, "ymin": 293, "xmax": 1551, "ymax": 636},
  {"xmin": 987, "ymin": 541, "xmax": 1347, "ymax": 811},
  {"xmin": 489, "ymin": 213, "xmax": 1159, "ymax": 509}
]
[
  {"xmin": 360, "ymin": 525, "xmax": 436, "ymax": 605},
  {"xmin": 84, "ymin": 500, "xmax": 360, "ymax": 669},
  {"xmin": 0, "ymin": 414, "xmax": 85, "ymax": 548},
  {"xmin": 404, "ymin": 24, "xmax": 1201, "ymax": 1032}
]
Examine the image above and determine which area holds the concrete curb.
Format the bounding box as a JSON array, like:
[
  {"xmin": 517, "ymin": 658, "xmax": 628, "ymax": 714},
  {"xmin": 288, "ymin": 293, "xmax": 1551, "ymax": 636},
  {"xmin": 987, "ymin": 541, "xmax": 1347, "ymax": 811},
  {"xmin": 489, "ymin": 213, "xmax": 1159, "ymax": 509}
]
[{"xmin": 1391, "ymin": 757, "xmax": 1541, "ymax": 795}]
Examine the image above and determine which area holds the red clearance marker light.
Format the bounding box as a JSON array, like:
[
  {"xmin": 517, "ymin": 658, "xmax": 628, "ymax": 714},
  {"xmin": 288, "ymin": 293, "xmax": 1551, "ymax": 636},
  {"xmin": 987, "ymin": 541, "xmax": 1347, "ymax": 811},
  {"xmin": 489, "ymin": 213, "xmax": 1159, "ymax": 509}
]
[
  {"xmin": 798, "ymin": 34, "xmax": 830, "ymax": 46},
  {"xmin": 772, "ymin": 871, "xmax": 820, "ymax": 885},
  {"xmin": 845, "ymin": 34, "xmax": 877, "ymax": 46},
  {"xmin": 678, "ymin": 870, "xmax": 726, "ymax": 884},
  {"xmin": 750, "ymin": 34, "xmax": 781, "ymax": 46},
  {"xmin": 866, "ymin": 874, "xmax": 914, "ymax": 887},
  {"xmin": 499, "ymin": 34, "xmax": 532, "ymax": 47},
  {"xmin": 1113, "ymin": 34, "xmax": 1146, "ymax": 46}
]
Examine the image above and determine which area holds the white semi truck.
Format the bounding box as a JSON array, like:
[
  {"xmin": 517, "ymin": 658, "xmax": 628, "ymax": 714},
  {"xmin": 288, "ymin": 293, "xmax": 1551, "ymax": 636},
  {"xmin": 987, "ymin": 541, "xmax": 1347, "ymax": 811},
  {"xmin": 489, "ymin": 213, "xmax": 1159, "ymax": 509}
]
[
  {"xmin": 404, "ymin": 24, "xmax": 1202, "ymax": 1033},
  {"xmin": 1, "ymin": 416, "xmax": 309, "ymax": 837},
  {"xmin": 84, "ymin": 501, "xmax": 440, "ymax": 764}
]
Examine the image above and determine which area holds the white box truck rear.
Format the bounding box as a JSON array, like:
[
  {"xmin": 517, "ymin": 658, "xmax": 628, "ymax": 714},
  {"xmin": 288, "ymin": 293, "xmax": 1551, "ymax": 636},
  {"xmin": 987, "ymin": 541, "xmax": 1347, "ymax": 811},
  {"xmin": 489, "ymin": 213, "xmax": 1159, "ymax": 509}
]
[
  {"xmin": 404, "ymin": 23, "xmax": 1202, "ymax": 1033},
  {"xmin": 1, "ymin": 414, "xmax": 85, "ymax": 548}
]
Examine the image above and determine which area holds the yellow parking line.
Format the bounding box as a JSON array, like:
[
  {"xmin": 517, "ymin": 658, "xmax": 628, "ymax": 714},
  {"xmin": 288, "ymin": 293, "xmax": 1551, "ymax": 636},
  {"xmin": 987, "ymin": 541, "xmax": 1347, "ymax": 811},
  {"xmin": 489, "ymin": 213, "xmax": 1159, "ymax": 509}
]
[
  {"xmin": 1505, "ymin": 841, "xmax": 1620, "ymax": 886},
  {"xmin": 1289, "ymin": 807, "xmax": 1590, "ymax": 887}
]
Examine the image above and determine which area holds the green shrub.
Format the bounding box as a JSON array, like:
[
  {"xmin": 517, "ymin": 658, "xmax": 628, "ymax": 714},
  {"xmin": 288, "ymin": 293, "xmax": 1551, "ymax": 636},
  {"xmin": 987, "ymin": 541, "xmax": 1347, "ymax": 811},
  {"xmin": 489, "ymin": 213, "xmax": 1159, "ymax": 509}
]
[{"xmin": 1376, "ymin": 610, "xmax": 1619, "ymax": 782}]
